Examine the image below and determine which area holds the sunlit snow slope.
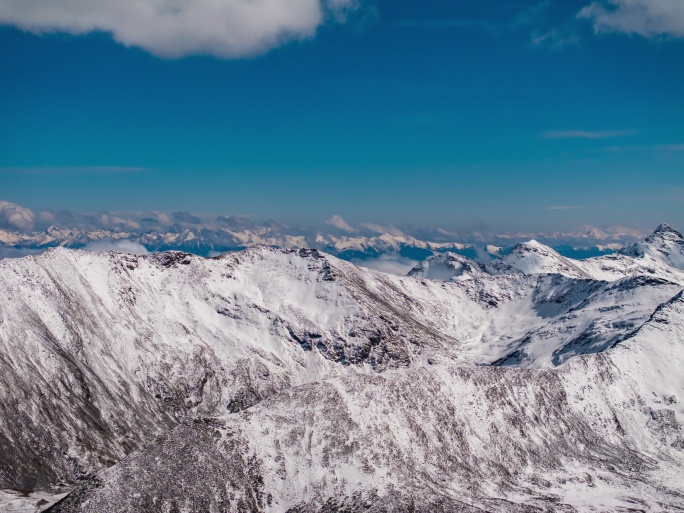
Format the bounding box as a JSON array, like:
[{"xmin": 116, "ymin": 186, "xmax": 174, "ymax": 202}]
[{"xmin": 0, "ymin": 226, "xmax": 682, "ymax": 511}]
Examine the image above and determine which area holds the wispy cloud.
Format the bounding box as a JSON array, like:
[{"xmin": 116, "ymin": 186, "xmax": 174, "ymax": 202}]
[
  {"xmin": 541, "ymin": 130, "xmax": 636, "ymax": 139},
  {"xmin": 547, "ymin": 206, "xmax": 592, "ymax": 211},
  {"xmin": 660, "ymin": 144, "xmax": 684, "ymax": 152},
  {"xmin": 0, "ymin": 166, "xmax": 150, "ymax": 174},
  {"xmin": 531, "ymin": 29, "xmax": 580, "ymax": 48},
  {"xmin": 600, "ymin": 143, "xmax": 684, "ymax": 154}
]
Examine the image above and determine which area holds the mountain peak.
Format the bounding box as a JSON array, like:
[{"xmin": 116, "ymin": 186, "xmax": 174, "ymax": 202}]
[
  {"xmin": 651, "ymin": 223, "xmax": 683, "ymax": 240},
  {"xmin": 517, "ymin": 239, "xmax": 547, "ymax": 250},
  {"xmin": 487, "ymin": 239, "xmax": 591, "ymax": 279},
  {"xmin": 617, "ymin": 223, "xmax": 684, "ymax": 269},
  {"xmin": 407, "ymin": 252, "xmax": 486, "ymax": 282}
]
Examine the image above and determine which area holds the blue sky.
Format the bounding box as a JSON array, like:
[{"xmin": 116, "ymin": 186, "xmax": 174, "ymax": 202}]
[{"xmin": 1, "ymin": 0, "xmax": 683, "ymax": 231}]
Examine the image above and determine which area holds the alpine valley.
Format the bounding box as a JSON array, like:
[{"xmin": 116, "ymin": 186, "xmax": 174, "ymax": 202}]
[{"xmin": 1, "ymin": 225, "xmax": 684, "ymax": 512}]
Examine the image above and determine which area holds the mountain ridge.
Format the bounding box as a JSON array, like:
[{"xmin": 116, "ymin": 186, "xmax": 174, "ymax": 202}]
[{"xmin": 0, "ymin": 225, "xmax": 683, "ymax": 511}]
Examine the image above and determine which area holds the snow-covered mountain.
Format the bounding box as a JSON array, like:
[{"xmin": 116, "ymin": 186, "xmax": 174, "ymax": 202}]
[
  {"xmin": 619, "ymin": 223, "xmax": 684, "ymax": 270},
  {"xmin": 407, "ymin": 252, "xmax": 488, "ymax": 282},
  {"xmin": 487, "ymin": 240, "xmax": 594, "ymax": 279},
  {"xmin": 0, "ymin": 225, "xmax": 683, "ymax": 511},
  {"xmin": 409, "ymin": 224, "xmax": 684, "ymax": 285},
  {"xmin": 46, "ymin": 283, "xmax": 684, "ymax": 512},
  {"xmin": 0, "ymin": 226, "xmax": 501, "ymax": 261}
]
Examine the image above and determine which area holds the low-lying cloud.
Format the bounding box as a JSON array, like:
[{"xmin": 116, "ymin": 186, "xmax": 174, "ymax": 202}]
[
  {"xmin": 351, "ymin": 255, "xmax": 418, "ymax": 276},
  {"xmin": 0, "ymin": 199, "xmax": 654, "ymax": 262},
  {"xmin": 83, "ymin": 240, "xmax": 150, "ymax": 255},
  {"xmin": 0, "ymin": 0, "xmax": 359, "ymax": 58}
]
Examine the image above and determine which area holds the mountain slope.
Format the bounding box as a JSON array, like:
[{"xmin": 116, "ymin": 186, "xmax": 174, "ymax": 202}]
[
  {"xmin": 0, "ymin": 246, "xmax": 466, "ymax": 491},
  {"xmin": 47, "ymin": 290, "xmax": 684, "ymax": 512},
  {"xmin": 0, "ymin": 228, "xmax": 683, "ymax": 510}
]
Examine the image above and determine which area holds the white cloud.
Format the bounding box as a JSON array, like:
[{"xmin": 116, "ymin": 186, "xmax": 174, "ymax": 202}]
[
  {"xmin": 0, "ymin": 201, "xmax": 35, "ymax": 231},
  {"xmin": 83, "ymin": 240, "xmax": 149, "ymax": 255},
  {"xmin": 326, "ymin": 214, "xmax": 356, "ymax": 233},
  {"xmin": 351, "ymin": 254, "xmax": 418, "ymax": 276},
  {"xmin": 360, "ymin": 223, "xmax": 405, "ymax": 238},
  {"xmin": 531, "ymin": 30, "xmax": 579, "ymax": 48},
  {"xmin": 0, "ymin": 0, "xmax": 359, "ymax": 58},
  {"xmin": 541, "ymin": 129, "xmax": 636, "ymax": 139},
  {"xmin": 579, "ymin": 0, "xmax": 684, "ymax": 38}
]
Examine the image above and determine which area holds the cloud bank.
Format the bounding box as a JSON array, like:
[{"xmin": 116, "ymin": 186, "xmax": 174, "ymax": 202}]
[
  {"xmin": 83, "ymin": 240, "xmax": 149, "ymax": 255},
  {"xmin": 0, "ymin": 0, "xmax": 359, "ymax": 58},
  {"xmin": 579, "ymin": 0, "xmax": 684, "ymax": 38},
  {"xmin": 0, "ymin": 200, "xmax": 654, "ymax": 261}
]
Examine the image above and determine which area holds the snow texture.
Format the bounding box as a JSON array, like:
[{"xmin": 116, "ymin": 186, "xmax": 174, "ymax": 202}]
[{"xmin": 0, "ymin": 226, "xmax": 682, "ymax": 511}]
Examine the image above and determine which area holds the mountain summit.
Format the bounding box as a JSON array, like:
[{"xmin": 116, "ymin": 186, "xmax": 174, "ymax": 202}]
[
  {"xmin": 486, "ymin": 240, "xmax": 593, "ymax": 279},
  {"xmin": 619, "ymin": 223, "xmax": 684, "ymax": 270}
]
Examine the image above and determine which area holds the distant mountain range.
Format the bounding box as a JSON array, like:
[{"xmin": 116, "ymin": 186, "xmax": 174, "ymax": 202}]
[
  {"xmin": 0, "ymin": 200, "xmax": 647, "ymax": 263},
  {"xmin": 1, "ymin": 224, "xmax": 683, "ymax": 511},
  {"xmin": 0, "ymin": 223, "xmax": 636, "ymax": 263}
]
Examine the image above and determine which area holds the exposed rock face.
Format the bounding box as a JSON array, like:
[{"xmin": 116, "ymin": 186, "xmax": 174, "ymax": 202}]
[{"xmin": 0, "ymin": 227, "xmax": 683, "ymax": 511}]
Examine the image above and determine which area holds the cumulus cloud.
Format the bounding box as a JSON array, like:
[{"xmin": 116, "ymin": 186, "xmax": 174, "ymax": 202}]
[
  {"xmin": 0, "ymin": 200, "xmax": 35, "ymax": 231},
  {"xmin": 0, "ymin": 0, "xmax": 359, "ymax": 58},
  {"xmin": 83, "ymin": 240, "xmax": 149, "ymax": 255},
  {"xmin": 326, "ymin": 214, "xmax": 356, "ymax": 233},
  {"xmin": 579, "ymin": 0, "xmax": 684, "ymax": 38}
]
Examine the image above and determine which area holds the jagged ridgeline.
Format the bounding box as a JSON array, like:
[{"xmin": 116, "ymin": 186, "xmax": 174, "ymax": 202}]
[{"xmin": 0, "ymin": 226, "xmax": 683, "ymax": 511}]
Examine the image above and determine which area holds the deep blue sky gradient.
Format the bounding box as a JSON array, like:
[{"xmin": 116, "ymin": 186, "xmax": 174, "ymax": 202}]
[{"xmin": 1, "ymin": 0, "xmax": 683, "ymax": 231}]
